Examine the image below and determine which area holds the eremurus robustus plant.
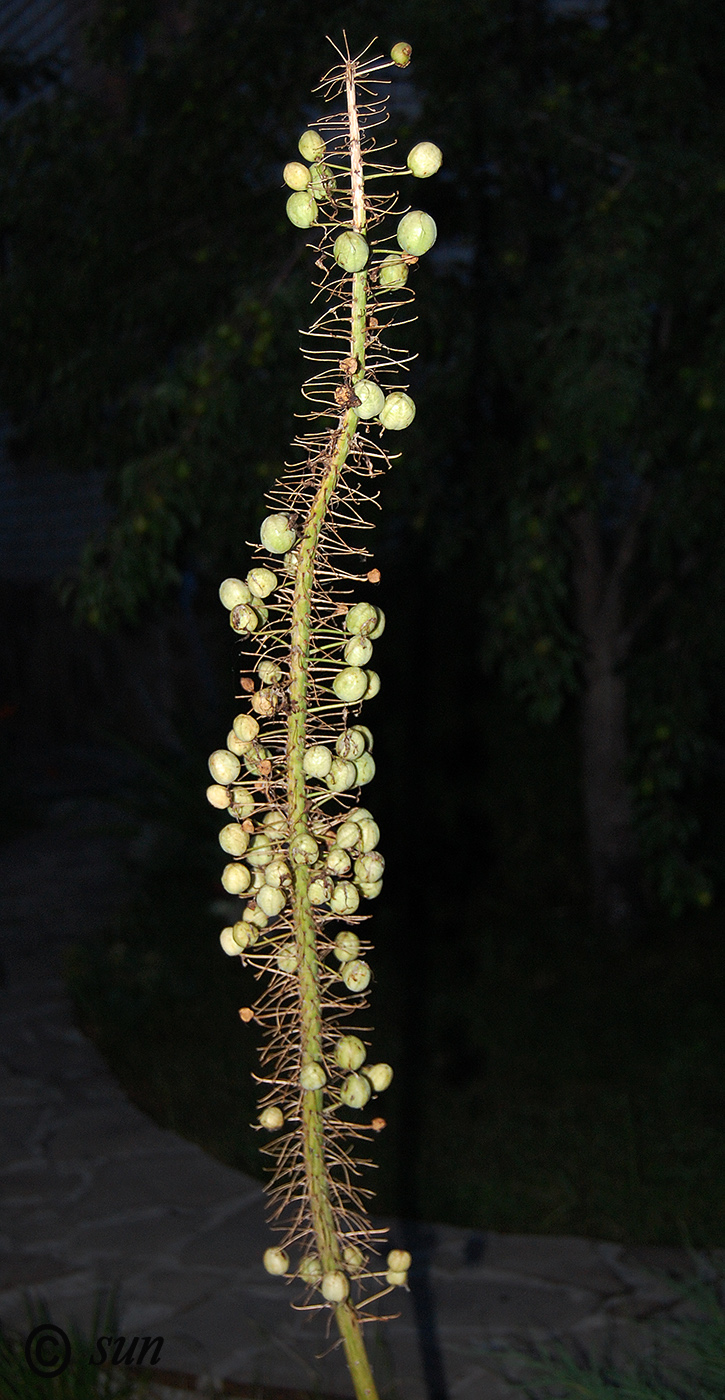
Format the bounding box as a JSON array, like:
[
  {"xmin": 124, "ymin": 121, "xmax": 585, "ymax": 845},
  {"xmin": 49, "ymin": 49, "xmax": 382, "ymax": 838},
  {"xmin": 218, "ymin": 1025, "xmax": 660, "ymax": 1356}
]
[{"xmin": 205, "ymin": 36, "xmax": 441, "ymax": 1400}]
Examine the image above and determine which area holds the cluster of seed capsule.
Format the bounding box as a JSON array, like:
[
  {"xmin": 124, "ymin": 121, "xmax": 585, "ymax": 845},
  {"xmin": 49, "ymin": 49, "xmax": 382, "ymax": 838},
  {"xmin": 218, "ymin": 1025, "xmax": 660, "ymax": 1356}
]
[{"xmin": 262, "ymin": 1245, "xmax": 412, "ymax": 1299}]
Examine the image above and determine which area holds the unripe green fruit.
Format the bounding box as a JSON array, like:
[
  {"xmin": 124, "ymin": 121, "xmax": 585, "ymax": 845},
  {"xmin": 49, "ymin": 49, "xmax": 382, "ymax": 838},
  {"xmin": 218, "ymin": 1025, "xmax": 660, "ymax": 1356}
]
[
  {"xmin": 209, "ymin": 749, "xmax": 241, "ymax": 784},
  {"xmin": 386, "ymin": 1269, "xmax": 408, "ymax": 1287},
  {"xmin": 335, "ymin": 1035, "xmax": 367, "ymax": 1071},
  {"xmin": 286, "ymin": 190, "xmax": 318, "ymax": 228},
  {"xmin": 243, "ymin": 743, "xmax": 269, "ymax": 776},
  {"xmin": 354, "ymin": 753, "xmax": 376, "ymax": 786},
  {"xmin": 228, "ymin": 784, "xmax": 255, "ymax": 820},
  {"xmin": 221, "ymin": 862, "xmax": 252, "ymax": 895},
  {"xmin": 231, "ymin": 923, "xmax": 252, "ymax": 950},
  {"xmin": 369, "ymin": 609, "xmax": 386, "ymax": 640},
  {"xmin": 379, "ymin": 391, "xmax": 416, "ymax": 431},
  {"xmin": 333, "ymin": 667, "xmax": 368, "ymax": 703},
  {"xmin": 353, "ymin": 379, "xmax": 385, "ymax": 420},
  {"xmin": 250, "ymin": 868, "xmax": 266, "ymax": 892},
  {"xmin": 263, "ymin": 809, "xmax": 288, "ymax": 839},
  {"xmin": 263, "ymin": 1247, "xmax": 289, "ymax": 1276},
  {"xmin": 291, "ymin": 833, "xmax": 319, "ymax": 865},
  {"xmin": 407, "ymin": 141, "xmax": 443, "ymax": 179},
  {"xmin": 303, "ymin": 744, "xmax": 333, "ymax": 778},
  {"xmin": 397, "ymin": 210, "xmax": 437, "ymax": 256},
  {"xmin": 364, "ymin": 670, "xmax": 381, "ymax": 699},
  {"xmin": 260, "ymin": 513, "xmax": 297, "ymax": 554},
  {"xmin": 246, "ymin": 567, "xmax": 277, "ymax": 598},
  {"xmin": 336, "ymin": 729, "xmax": 366, "ymax": 761},
  {"xmin": 333, "ymin": 930, "xmax": 360, "ymax": 962},
  {"xmin": 344, "ymin": 635, "xmax": 373, "ymax": 667},
  {"xmin": 331, "ymin": 880, "xmax": 360, "ymax": 915},
  {"xmin": 276, "ymin": 943, "xmax": 299, "ymax": 972},
  {"xmin": 299, "ymin": 129, "xmax": 325, "ymax": 161},
  {"xmin": 326, "ymin": 846, "xmax": 352, "ymax": 877},
  {"xmin": 233, "ymin": 713, "xmax": 259, "ymax": 742},
  {"xmin": 387, "ymin": 1249, "xmax": 412, "ymax": 1273},
  {"xmin": 257, "ymin": 659, "xmax": 282, "ymax": 685},
  {"xmin": 230, "ymin": 603, "xmax": 260, "ymax": 634},
  {"xmin": 220, "ymin": 926, "xmax": 241, "ymax": 956},
  {"xmin": 348, "ymin": 807, "xmax": 373, "ymax": 824},
  {"xmin": 352, "ymin": 724, "xmax": 374, "ymax": 751},
  {"xmin": 336, "ymin": 820, "xmax": 361, "ymax": 850},
  {"xmin": 334, "ymin": 231, "xmax": 369, "ymax": 273},
  {"xmin": 326, "ymin": 757, "xmax": 358, "ymax": 792},
  {"xmin": 242, "ymin": 904, "xmax": 268, "ymax": 929},
  {"xmin": 246, "ymin": 834, "xmax": 273, "ymax": 867},
  {"xmin": 207, "ymin": 783, "xmax": 231, "ymax": 810},
  {"xmin": 259, "ymin": 1105, "xmax": 284, "ymax": 1130},
  {"xmin": 391, "ymin": 41, "xmax": 412, "ymax": 66},
  {"xmin": 264, "ymin": 857, "xmax": 289, "ymax": 888},
  {"xmin": 300, "ymin": 1062, "xmax": 326, "ymax": 1091},
  {"xmin": 321, "ymin": 1270, "xmax": 349, "ymax": 1303},
  {"xmin": 343, "ymin": 1244, "xmax": 365, "ymax": 1271},
  {"xmin": 284, "ymin": 549, "xmax": 299, "ymax": 573},
  {"xmin": 299, "ymin": 1255, "xmax": 323, "ymax": 1283},
  {"xmin": 309, "ymin": 874, "xmax": 334, "ymax": 905},
  {"xmin": 219, "ymin": 577, "xmax": 251, "ymax": 609},
  {"xmin": 363, "ymin": 1062, "xmax": 394, "ymax": 1092},
  {"xmin": 342, "ymin": 958, "xmax": 370, "ymax": 991},
  {"xmin": 283, "ymin": 161, "xmax": 309, "ymax": 190},
  {"xmin": 227, "ymin": 729, "xmax": 249, "ymax": 757},
  {"xmin": 340, "ymin": 1073, "xmax": 371, "ymax": 1109},
  {"xmin": 358, "ymin": 879, "xmax": 383, "ymax": 900},
  {"xmin": 346, "ymin": 601, "xmax": 379, "ymax": 636},
  {"xmin": 257, "ymin": 884, "xmax": 286, "ymax": 917},
  {"xmin": 355, "ymin": 851, "xmax": 385, "ymax": 883},
  {"xmin": 378, "ymin": 254, "xmax": 409, "ymax": 290},
  {"xmin": 309, "ymin": 161, "xmax": 336, "ymax": 200},
  {"xmin": 219, "ymin": 824, "xmax": 250, "ymax": 856}
]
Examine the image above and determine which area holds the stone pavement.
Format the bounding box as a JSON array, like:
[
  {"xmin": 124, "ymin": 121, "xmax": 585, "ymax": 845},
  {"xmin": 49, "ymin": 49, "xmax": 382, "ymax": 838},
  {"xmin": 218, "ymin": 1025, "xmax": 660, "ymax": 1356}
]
[{"xmin": 0, "ymin": 792, "xmax": 712, "ymax": 1399}]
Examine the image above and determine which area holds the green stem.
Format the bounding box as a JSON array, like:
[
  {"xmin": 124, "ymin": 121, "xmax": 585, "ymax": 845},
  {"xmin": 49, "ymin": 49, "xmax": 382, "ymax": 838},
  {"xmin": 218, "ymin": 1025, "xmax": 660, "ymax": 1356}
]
[{"xmin": 284, "ymin": 61, "xmax": 380, "ymax": 1400}]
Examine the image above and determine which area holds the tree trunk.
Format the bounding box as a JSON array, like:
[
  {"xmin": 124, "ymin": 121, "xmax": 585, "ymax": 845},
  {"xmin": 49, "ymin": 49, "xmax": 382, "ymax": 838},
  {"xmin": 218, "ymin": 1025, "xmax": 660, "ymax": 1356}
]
[{"xmin": 570, "ymin": 508, "xmax": 642, "ymax": 936}]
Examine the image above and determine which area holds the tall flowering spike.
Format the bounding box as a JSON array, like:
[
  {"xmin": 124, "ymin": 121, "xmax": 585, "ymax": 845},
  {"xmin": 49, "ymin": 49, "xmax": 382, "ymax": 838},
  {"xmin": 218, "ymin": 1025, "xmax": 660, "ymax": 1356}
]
[{"xmin": 208, "ymin": 35, "xmax": 441, "ymax": 1400}]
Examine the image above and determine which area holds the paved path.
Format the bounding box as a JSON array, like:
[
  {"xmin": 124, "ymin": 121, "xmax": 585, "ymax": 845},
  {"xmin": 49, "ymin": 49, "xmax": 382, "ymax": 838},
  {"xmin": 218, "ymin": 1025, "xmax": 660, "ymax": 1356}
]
[{"xmin": 0, "ymin": 795, "xmax": 712, "ymax": 1399}]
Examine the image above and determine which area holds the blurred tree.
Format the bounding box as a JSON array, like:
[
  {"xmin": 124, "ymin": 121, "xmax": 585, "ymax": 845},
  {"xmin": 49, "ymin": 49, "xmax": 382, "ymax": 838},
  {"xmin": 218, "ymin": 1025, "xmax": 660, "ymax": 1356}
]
[{"xmin": 1, "ymin": 0, "xmax": 724, "ymax": 930}]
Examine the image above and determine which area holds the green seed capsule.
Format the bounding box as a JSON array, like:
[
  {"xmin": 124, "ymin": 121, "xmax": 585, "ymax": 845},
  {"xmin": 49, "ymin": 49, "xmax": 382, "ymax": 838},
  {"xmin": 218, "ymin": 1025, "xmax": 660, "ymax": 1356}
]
[
  {"xmin": 331, "ymin": 882, "xmax": 360, "ymax": 916},
  {"xmin": 379, "ymin": 391, "xmax": 416, "ymax": 431},
  {"xmin": 299, "ymin": 1255, "xmax": 323, "ymax": 1283},
  {"xmin": 326, "ymin": 757, "xmax": 358, "ymax": 793},
  {"xmin": 346, "ymin": 601, "xmax": 379, "ymax": 636},
  {"xmin": 348, "ymin": 807, "xmax": 373, "ymax": 824},
  {"xmin": 386, "ymin": 1269, "xmax": 408, "ymax": 1287},
  {"xmin": 340, "ymin": 1073, "xmax": 372, "ymax": 1109},
  {"xmin": 283, "ymin": 160, "xmax": 309, "ymax": 190},
  {"xmin": 397, "ymin": 210, "xmax": 437, "ymax": 256},
  {"xmin": 333, "ymin": 667, "xmax": 368, "ymax": 703},
  {"xmin": 246, "ymin": 567, "xmax": 278, "ymax": 598},
  {"xmin": 363, "ymin": 1062, "xmax": 394, "ymax": 1092},
  {"xmin": 251, "ymin": 687, "xmax": 277, "ymax": 717},
  {"xmin": 228, "ymin": 784, "xmax": 255, "ymax": 819},
  {"xmin": 353, "ymin": 379, "xmax": 385, "ymax": 420},
  {"xmin": 260, "ymin": 513, "xmax": 297, "ymax": 554},
  {"xmin": 209, "ymin": 749, "xmax": 241, "ymax": 784},
  {"xmin": 378, "ymin": 254, "xmax": 409, "ymax": 290},
  {"xmin": 264, "ymin": 857, "xmax": 289, "ymax": 888},
  {"xmin": 326, "ymin": 846, "xmax": 352, "ymax": 876},
  {"xmin": 227, "ymin": 729, "xmax": 249, "ymax": 757},
  {"xmin": 369, "ymin": 609, "xmax": 385, "ymax": 640},
  {"xmin": 335, "ymin": 1035, "xmax": 367, "ymax": 1070},
  {"xmin": 364, "ymin": 670, "xmax": 381, "ymax": 699},
  {"xmin": 283, "ymin": 549, "xmax": 299, "ymax": 573},
  {"xmin": 387, "ymin": 1249, "xmax": 412, "ymax": 1272},
  {"xmin": 276, "ymin": 943, "xmax": 298, "ymax": 972},
  {"xmin": 406, "ymin": 141, "xmax": 443, "ymax": 179},
  {"xmin": 219, "ymin": 577, "xmax": 252, "ymax": 609},
  {"xmin": 343, "ymin": 1244, "xmax": 365, "ymax": 1271},
  {"xmin": 233, "ymin": 713, "xmax": 260, "ymax": 742},
  {"xmin": 309, "ymin": 161, "xmax": 336, "ymax": 200},
  {"xmin": 242, "ymin": 904, "xmax": 268, "ymax": 929},
  {"xmin": 352, "ymin": 724, "xmax": 374, "ymax": 751},
  {"xmin": 257, "ymin": 659, "xmax": 282, "ymax": 685},
  {"xmin": 219, "ymin": 824, "xmax": 250, "ymax": 856},
  {"xmin": 358, "ymin": 879, "xmax": 383, "ymax": 900},
  {"xmin": 263, "ymin": 810, "xmax": 288, "ymax": 839},
  {"xmin": 334, "ymin": 231, "xmax": 370, "ymax": 272},
  {"xmin": 232, "ymin": 920, "xmax": 255, "ymax": 948},
  {"xmin": 355, "ymin": 851, "xmax": 385, "ymax": 883},
  {"xmin": 354, "ymin": 753, "xmax": 376, "ymax": 786},
  {"xmin": 303, "ymin": 744, "xmax": 333, "ymax": 778},
  {"xmin": 333, "ymin": 930, "xmax": 360, "ymax": 963},
  {"xmin": 336, "ymin": 729, "xmax": 366, "ymax": 761},
  {"xmin": 263, "ymin": 1247, "xmax": 289, "ymax": 1275},
  {"xmin": 230, "ymin": 602, "xmax": 260, "ymax": 634},
  {"xmin": 207, "ymin": 783, "xmax": 231, "ymax": 810},
  {"xmin": 259, "ymin": 1105, "xmax": 284, "ymax": 1129},
  {"xmin": 344, "ymin": 635, "xmax": 373, "ymax": 667},
  {"xmin": 342, "ymin": 958, "xmax": 370, "ymax": 991},
  {"xmin": 391, "ymin": 41, "xmax": 412, "ymax": 66},
  {"xmin": 220, "ymin": 926, "xmax": 241, "ymax": 956},
  {"xmin": 257, "ymin": 884, "xmax": 286, "ymax": 917},
  {"xmin": 309, "ymin": 874, "xmax": 334, "ymax": 905},
  {"xmin": 221, "ymin": 862, "xmax": 252, "ymax": 895},
  {"xmin": 321, "ymin": 1270, "xmax": 349, "ymax": 1303},
  {"xmin": 246, "ymin": 834, "xmax": 274, "ymax": 867},
  {"xmin": 300, "ymin": 1062, "xmax": 326, "ymax": 1091},
  {"xmin": 243, "ymin": 743, "xmax": 269, "ymax": 777},
  {"xmin": 357, "ymin": 817, "xmax": 380, "ymax": 851},
  {"xmin": 299, "ymin": 129, "xmax": 325, "ymax": 161},
  {"xmin": 290, "ymin": 833, "xmax": 319, "ymax": 865},
  {"xmin": 250, "ymin": 867, "xmax": 266, "ymax": 892},
  {"xmin": 336, "ymin": 821, "xmax": 361, "ymax": 850},
  {"xmin": 286, "ymin": 190, "xmax": 318, "ymax": 228}
]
